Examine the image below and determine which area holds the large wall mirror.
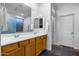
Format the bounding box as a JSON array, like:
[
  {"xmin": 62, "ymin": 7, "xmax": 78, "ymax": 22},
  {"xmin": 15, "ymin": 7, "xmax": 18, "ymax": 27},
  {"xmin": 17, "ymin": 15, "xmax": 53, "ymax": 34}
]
[{"xmin": 0, "ymin": 3, "xmax": 32, "ymax": 34}]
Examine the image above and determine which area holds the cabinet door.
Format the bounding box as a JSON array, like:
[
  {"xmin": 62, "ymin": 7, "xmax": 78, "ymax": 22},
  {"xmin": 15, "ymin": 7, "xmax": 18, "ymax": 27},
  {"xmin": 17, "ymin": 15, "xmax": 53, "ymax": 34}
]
[
  {"xmin": 43, "ymin": 35, "xmax": 47, "ymax": 50},
  {"xmin": 36, "ymin": 37, "xmax": 42, "ymax": 55},
  {"xmin": 25, "ymin": 38, "xmax": 35, "ymax": 56},
  {"xmin": 30, "ymin": 38, "xmax": 35, "ymax": 56},
  {"xmin": 19, "ymin": 40, "xmax": 29, "ymax": 56},
  {"xmin": 2, "ymin": 47, "xmax": 24, "ymax": 56},
  {"xmin": 42, "ymin": 37, "xmax": 47, "ymax": 50},
  {"xmin": 25, "ymin": 44, "xmax": 31, "ymax": 56}
]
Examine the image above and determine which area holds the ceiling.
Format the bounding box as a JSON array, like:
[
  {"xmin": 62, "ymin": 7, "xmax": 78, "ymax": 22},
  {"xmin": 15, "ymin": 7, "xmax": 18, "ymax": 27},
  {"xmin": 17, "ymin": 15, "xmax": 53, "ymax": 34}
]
[{"xmin": 1, "ymin": 3, "xmax": 31, "ymax": 18}]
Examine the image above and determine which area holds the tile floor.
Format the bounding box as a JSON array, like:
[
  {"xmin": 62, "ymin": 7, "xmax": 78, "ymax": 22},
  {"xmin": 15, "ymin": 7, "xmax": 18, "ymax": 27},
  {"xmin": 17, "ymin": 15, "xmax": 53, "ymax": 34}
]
[{"xmin": 39, "ymin": 45, "xmax": 79, "ymax": 56}]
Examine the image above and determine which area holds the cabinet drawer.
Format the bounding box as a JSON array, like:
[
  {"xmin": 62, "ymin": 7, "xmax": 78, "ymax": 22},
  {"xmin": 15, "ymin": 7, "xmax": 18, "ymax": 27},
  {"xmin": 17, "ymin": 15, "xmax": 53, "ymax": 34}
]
[
  {"xmin": 2, "ymin": 47, "xmax": 24, "ymax": 56},
  {"xmin": 2, "ymin": 43, "xmax": 18, "ymax": 53},
  {"xmin": 19, "ymin": 40, "xmax": 29, "ymax": 47}
]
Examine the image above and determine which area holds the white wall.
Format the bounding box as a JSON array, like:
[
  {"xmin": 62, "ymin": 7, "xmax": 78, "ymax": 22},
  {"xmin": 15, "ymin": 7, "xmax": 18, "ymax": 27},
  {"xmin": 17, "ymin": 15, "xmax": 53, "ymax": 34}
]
[
  {"xmin": 38, "ymin": 3, "xmax": 52, "ymax": 51},
  {"xmin": 56, "ymin": 3, "xmax": 79, "ymax": 49},
  {"xmin": 27, "ymin": 3, "xmax": 52, "ymax": 51},
  {"xmin": 25, "ymin": 3, "xmax": 40, "ymax": 30}
]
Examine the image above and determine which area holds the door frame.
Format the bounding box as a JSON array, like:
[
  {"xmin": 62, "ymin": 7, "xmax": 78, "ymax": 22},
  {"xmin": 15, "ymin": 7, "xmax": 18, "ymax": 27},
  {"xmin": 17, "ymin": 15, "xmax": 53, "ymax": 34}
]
[{"xmin": 59, "ymin": 13, "xmax": 75, "ymax": 47}]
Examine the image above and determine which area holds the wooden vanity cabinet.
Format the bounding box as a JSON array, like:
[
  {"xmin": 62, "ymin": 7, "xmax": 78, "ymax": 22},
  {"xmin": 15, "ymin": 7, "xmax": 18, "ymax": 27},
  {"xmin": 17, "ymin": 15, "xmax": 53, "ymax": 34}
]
[{"xmin": 1, "ymin": 35, "xmax": 47, "ymax": 56}]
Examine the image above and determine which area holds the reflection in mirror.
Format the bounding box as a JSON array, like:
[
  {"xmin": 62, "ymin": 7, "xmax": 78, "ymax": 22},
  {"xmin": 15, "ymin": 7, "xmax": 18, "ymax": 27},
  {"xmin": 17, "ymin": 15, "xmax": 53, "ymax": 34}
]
[
  {"xmin": 34, "ymin": 17, "xmax": 43, "ymax": 29},
  {"xmin": 0, "ymin": 3, "xmax": 32, "ymax": 34}
]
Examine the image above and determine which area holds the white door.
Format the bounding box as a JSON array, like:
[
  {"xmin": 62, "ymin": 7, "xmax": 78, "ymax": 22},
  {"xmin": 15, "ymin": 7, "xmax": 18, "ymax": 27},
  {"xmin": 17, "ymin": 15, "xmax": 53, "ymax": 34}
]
[{"xmin": 60, "ymin": 14, "xmax": 74, "ymax": 47}]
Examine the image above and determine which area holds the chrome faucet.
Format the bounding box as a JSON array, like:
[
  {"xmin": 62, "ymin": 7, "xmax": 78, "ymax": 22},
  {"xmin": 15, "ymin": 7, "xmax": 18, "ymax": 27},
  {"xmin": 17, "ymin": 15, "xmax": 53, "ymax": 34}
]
[{"xmin": 14, "ymin": 34, "xmax": 20, "ymax": 38}]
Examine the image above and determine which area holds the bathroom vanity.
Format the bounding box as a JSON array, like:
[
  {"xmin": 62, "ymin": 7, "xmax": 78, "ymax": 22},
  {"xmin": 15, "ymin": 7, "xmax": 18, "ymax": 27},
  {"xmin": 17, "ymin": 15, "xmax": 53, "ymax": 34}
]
[{"xmin": 1, "ymin": 31, "xmax": 47, "ymax": 56}]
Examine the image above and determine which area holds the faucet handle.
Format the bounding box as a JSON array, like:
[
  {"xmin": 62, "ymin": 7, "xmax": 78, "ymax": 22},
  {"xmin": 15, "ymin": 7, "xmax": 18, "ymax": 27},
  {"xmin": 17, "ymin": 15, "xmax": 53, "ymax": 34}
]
[{"xmin": 14, "ymin": 34, "xmax": 20, "ymax": 38}]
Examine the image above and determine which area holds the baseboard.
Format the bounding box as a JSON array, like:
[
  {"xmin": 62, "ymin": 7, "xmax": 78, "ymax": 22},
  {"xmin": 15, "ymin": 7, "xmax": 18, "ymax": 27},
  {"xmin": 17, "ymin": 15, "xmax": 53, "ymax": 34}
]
[
  {"xmin": 60, "ymin": 45, "xmax": 74, "ymax": 49},
  {"xmin": 52, "ymin": 44, "xmax": 74, "ymax": 49},
  {"xmin": 53, "ymin": 43, "xmax": 60, "ymax": 46}
]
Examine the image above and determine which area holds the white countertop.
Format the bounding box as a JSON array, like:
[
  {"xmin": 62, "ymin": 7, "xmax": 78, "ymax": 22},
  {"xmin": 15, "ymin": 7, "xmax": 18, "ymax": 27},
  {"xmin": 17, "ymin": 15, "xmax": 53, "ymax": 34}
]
[{"xmin": 1, "ymin": 30, "xmax": 47, "ymax": 46}]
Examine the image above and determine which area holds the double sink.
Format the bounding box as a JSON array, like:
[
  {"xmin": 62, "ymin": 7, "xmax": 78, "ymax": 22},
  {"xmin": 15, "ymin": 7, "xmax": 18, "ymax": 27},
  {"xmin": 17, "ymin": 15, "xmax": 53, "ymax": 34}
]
[{"xmin": 1, "ymin": 31, "xmax": 47, "ymax": 46}]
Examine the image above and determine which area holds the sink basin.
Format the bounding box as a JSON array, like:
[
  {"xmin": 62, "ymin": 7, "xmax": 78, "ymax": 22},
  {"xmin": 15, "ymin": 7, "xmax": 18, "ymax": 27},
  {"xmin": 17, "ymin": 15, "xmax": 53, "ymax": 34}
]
[{"xmin": 1, "ymin": 30, "xmax": 47, "ymax": 46}]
